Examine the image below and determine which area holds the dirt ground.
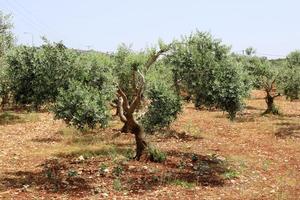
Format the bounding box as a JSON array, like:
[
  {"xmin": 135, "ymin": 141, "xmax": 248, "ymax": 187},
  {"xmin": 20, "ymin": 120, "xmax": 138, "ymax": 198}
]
[{"xmin": 0, "ymin": 90, "xmax": 299, "ymax": 200}]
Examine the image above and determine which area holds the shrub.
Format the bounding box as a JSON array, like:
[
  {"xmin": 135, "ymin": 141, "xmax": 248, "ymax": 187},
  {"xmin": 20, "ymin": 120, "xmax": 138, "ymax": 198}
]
[
  {"xmin": 214, "ymin": 60, "xmax": 251, "ymax": 120},
  {"xmin": 6, "ymin": 42, "xmax": 77, "ymax": 108},
  {"xmin": 281, "ymin": 50, "xmax": 300, "ymax": 100},
  {"xmin": 142, "ymin": 83, "xmax": 181, "ymax": 132},
  {"xmin": 168, "ymin": 31, "xmax": 251, "ymax": 119},
  {"xmin": 147, "ymin": 146, "xmax": 167, "ymax": 163},
  {"xmin": 53, "ymin": 81, "xmax": 109, "ymax": 130}
]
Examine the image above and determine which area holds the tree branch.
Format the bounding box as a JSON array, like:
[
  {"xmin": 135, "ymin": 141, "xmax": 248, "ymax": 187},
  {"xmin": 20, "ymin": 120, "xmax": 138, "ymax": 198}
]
[
  {"xmin": 117, "ymin": 87, "xmax": 130, "ymax": 112},
  {"xmin": 117, "ymin": 96, "xmax": 127, "ymax": 123},
  {"xmin": 144, "ymin": 46, "xmax": 171, "ymax": 73},
  {"xmin": 129, "ymin": 70, "xmax": 145, "ymax": 113}
]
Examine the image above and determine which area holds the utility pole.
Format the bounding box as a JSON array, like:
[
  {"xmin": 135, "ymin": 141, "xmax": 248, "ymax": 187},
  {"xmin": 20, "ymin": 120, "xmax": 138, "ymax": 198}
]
[{"xmin": 85, "ymin": 45, "xmax": 92, "ymax": 51}]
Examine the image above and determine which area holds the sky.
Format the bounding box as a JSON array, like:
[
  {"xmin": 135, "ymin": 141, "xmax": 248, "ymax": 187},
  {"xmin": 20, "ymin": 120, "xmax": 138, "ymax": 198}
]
[{"xmin": 0, "ymin": 0, "xmax": 299, "ymax": 58}]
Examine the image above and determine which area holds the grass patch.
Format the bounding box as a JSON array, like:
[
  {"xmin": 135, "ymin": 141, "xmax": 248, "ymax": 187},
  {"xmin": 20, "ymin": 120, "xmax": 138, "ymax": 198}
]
[
  {"xmin": 170, "ymin": 179, "xmax": 196, "ymax": 189},
  {"xmin": 0, "ymin": 111, "xmax": 39, "ymax": 125},
  {"xmin": 147, "ymin": 146, "xmax": 167, "ymax": 163},
  {"xmin": 55, "ymin": 144, "xmax": 133, "ymax": 161},
  {"xmin": 113, "ymin": 178, "xmax": 122, "ymax": 191},
  {"xmin": 222, "ymin": 170, "xmax": 239, "ymax": 179},
  {"xmin": 183, "ymin": 120, "xmax": 202, "ymax": 137}
]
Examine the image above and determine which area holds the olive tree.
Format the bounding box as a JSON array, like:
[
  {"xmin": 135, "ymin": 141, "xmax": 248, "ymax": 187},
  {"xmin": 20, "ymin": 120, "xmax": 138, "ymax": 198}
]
[
  {"xmin": 242, "ymin": 56, "xmax": 282, "ymax": 114},
  {"xmin": 168, "ymin": 31, "xmax": 251, "ymax": 120},
  {"xmin": 54, "ymin": 42, "xmax": 181, "ymax": 160},
  {"xmin": 113, "ymin": 42, "xmax": 181, "ymax": 159},
  {"xmin": 281, "ymin": 50, "xmax": 300, "ymax": 100},
  {"xmin": 6, "ymin": 41, "xmax": 77, "ymax": 108},
  {"xmin": 53, "ymin": 52, "xmax": 116, "ymax": 130},
  {"xmin": 0, "ymin": 11, "xmax": 14, "ymax": 108}
]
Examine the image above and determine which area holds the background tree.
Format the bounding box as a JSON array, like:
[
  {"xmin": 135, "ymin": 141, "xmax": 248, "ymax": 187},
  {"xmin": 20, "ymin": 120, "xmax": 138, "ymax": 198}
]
[
  {"xmin": 0, "ymin": 11, "xmax": 14, "ymax": 108},
  {"xmin": 241, "ymin": 56, "xmax": 282, "ymax": 114},
  {"xmin": 245, "ymin": 47, "xmax": 256, "ymax": 56},
  {"xmin": 281, "ymin": 50, "xmax": 300, "ymax": 100},
  {"xmin": 168, "ymin": 31, "xmax": 251, "ymax": 120},
  {"xmin": 53, "ymin": 51, "xmax": 116, "ymax": 129},
  {"xmin": 113, "ymin": 43, "xmax": 180, "ymax": 160},
  {"xmin": 6, "ymin": 41, "xmax": 77, "ymax": 108},
  {"xmin": 54, "ymin": 42, "xmax": 181, "ymax": 160}
]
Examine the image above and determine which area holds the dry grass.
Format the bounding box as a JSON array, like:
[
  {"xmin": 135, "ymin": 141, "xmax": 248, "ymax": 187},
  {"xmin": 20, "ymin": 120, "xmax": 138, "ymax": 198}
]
[{"xmin": 0, "ymin": 90, "xmax": 299, "ymax": 199}]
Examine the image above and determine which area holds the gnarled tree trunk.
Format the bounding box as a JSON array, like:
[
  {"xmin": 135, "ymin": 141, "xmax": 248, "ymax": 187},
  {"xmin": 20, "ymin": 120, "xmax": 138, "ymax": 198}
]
[
  {"xmin": 115, "ymin": 48, "xmax": 169, "ymax": 160},
  {"xmin": 264, "ymin": 83, "xmax": 280, "ymax": 115},
  {"xmin": 116, "ymin": 70, "xmax": 148, "ymax": 160},
  {"xmin": 265, "ymin": 92, "xmax": 275, "ymax": 114}
]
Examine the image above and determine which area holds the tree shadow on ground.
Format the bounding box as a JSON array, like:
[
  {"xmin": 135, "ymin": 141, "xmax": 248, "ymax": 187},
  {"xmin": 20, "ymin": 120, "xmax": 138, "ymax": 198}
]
[
  {"xmin": 31, "ymin": 137, "xmax": 62, "ymax": 143},
  {"xmin": 275, "ymin": 122, "xmax": 300, "ymax": 139},
  {"xmin": 244, "ymin": 105, "xmax": 265, "ymax": 111},
  {"xmin": 0, "ymin": 147, "xmax": 234, "ymax": 196},
  {"xmin": 153, "ymin": 129, "xmax": 203, "ymax": 141},
  {"xmin": 55, "ymin": 145, "xmax": 134, "ymax": 160},
  {"xmin": 0, "ymin": 162, "xmax": 91, "ymax": 197},
  {"xmin": 0, "ymin": 112, "xmax": 23, "ymax": 125},
  {"xmin": 0, "ymin": 111, "xmax": 39, "ymax": 125},
  {"xmin": 122, "ymin": 150, "xmax": 233, "ymax": 194}
]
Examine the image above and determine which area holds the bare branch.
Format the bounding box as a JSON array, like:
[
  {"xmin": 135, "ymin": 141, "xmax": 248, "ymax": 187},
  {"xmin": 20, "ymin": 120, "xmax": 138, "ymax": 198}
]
[
  {"xmin": 144, "ymin": 46, "xmax": 171, "ymax": 73},
  {"xmin": 110, "ymin": 102, "xmax": 117, "ymax": 108},
  {"xmin": 117, "ymin": 87, "xmax": 130, "ymax": 112},
  {"xmin": 129, "ymin": 70, "xmax": 145, "ymax": 113},
  {"xmin": 117, "ymin": 97, "xmax": 127, "ymax": 123}
]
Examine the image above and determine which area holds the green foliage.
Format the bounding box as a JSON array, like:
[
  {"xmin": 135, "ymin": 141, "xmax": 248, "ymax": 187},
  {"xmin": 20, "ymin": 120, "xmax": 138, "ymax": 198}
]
[
  {"xmin": 0, "ymin": 11, "xmax": 14, "ymax": 56},
  {"xmin": 281, "ymin": 50, "xmax": 300, "ymax": 100},
  {"xmin": 0, "ymin": 12, "xmax": 14, "ymax": 106},
  {"xmin": 6, "ymin": 46, "xmax": 37, "ymax": 105},
  {"xmin": 0, "ymin": 64, "xmax": 10, "ymax": 105},
  {"xmin": 222, "ymin": 170, "xmax": 239, "ymax": 179},
  {"xmin": 245, "ymin": 47, "xmax": 256, "ymax": 56},
  {"xmin": 286, "ymin": 50, "xmax": 300, "ymax": 66},
  {"xmin": 67, "ymin": 169, "xmax": 78, "ymax": 177},
  {"xmin": 282, "ymin": 69, "xmax": 300, "ymax": 100},
  {"xmin": 53, "ymin": 81, "xmax": 109, "ymax": 130},
  {"xmin": 113, "ymin": 44, "xmax": 148, "ymax": 102},
  {"xmin": 168, "ymin": 31, "xmax": 250, "ymax": 119},
  {"xmin": 0, "ymin": 112, "xmax": 20, "ymax": 124},
  {"xmin": 112, "ymin": 165, "xmax": 124, "ymax": 177},
  {"xmin": 99, "ymin": 163, "xmax": 109, "ymax": 176},
  {"xmin": 142, "ymin": 82, "xmax": 181, "ymax": 132},
  {"xmin": 6, "ymin": 42, "xmax": 77, "ymax": 107},
  {"xmin": 213, "ymin": 60, "xmax": 251, "ymax": 120},
  {"xmin": 170, "ymin": 179, "xmax": 196, "ymax": 188},
  {"xmin": 242, "ymin": 56, "xmax": 280, "ymax": 90},
  {"xmin": 113, "ymin": 178, "xmax": 122, "ymax": 191},
  {"xmin": 53, "ymin": 51, "xmax": 115, "ymax": 130},
  {"xmin": 147, "ymin": 146, "xmax": 167, "ymax": 163},
  {"xmin": 73, "ymin": 52, "xmax": 116, "ymax": 100}
]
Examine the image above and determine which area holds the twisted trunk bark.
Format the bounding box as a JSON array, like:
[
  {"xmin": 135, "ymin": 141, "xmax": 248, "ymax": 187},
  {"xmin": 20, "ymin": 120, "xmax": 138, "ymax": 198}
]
[
  {"xmin": 126, "ymin": 114, "xmax": 147, "ymax": 160},
  {"xmin": 264, "ymin": 90, "xmax": 279, "ymax": 114},
  {"xmin": 265, "ymin": 93, "xmax": 275, "ymax": 113}
]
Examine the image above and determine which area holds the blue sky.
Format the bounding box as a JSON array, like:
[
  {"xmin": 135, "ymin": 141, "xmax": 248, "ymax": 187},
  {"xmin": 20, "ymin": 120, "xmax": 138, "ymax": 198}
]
[{"xmin": 0, "ymin": 0, "xmax": 299, "ymax": 58}]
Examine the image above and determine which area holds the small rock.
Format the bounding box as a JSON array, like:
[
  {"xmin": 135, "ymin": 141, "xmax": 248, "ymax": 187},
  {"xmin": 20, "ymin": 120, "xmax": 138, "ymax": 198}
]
[
  {"xmin": 78, "ymin": 155, "xmax": 85, "ymax": 161},
  {"xmin": 102, "ymin": 192, "xmax": 109, "ymax": 197},
  {"xmin": 128, "ymin": 165, "xmax": 135, "ymax": 170},
  {"xmin": 103, "ymin": 168, "xmax": 109, "ymax": 173}
]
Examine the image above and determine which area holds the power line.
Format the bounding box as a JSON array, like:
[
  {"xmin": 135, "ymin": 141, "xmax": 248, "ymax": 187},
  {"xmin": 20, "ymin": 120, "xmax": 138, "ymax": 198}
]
[
  {"xmin": 11, "ymin": 0, "xmax": 88, "ymax": 49},
  {"xmin": 11, "ymin": 0, "xmax": 64, "ymax": 40},
  {"xmin": 3, "ymin": 0, "xmax": 46, "ymax": 36}
]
